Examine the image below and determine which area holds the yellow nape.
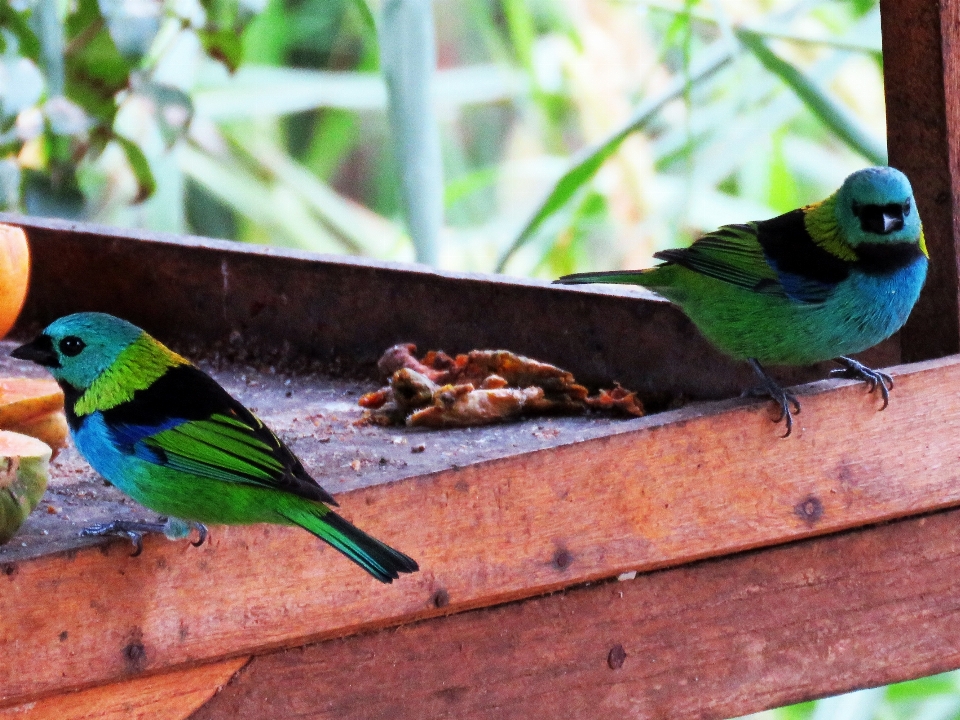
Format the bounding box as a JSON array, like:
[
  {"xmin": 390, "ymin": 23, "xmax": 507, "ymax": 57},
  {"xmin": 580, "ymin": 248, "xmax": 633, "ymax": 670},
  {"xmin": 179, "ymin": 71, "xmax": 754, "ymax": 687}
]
[
  {"xmin": 919, "ymin": 226, "xmax": 929, "ymax": 258},
  {"xmin": 74, "ymin": 334, "xmax": 188, "ymax": 416},
  {"xmin": 802, "ymin": 194, "xmax": 858, "ymax": 262}
]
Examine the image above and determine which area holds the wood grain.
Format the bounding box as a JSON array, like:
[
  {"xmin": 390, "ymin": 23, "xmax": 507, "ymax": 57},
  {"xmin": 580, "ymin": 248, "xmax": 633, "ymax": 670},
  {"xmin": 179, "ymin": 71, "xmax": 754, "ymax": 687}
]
[
  {"xmin": 0, "ymin": 214, "xmax": 896, "ymax": 403},
  {"xmin": 882, "ymin": 0, "xmax": 960, "ymax": 361},
  {"xmin": 190, "ymin": 506, "xmax": 960, "ymax": 720},
  {"xmin": 1, "ymin": 658, "xmax": 246, "ymax": 720},
  {"xmin": 4, "ymin": 355, "xmax": 960, "ymax": 705}
]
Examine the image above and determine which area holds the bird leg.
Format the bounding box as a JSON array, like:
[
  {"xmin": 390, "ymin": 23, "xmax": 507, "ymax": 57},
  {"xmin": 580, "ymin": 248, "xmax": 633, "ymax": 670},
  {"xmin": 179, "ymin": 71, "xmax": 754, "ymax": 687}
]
[
  {"xmin": 830, "ymin": 356, "xmax": 893, "ymax": 410},
  {"xmin": 160, "ymin": 517, "xmax": 209, "ymax": 546},
  {"xmin": 80, "ymin": 518, "xmax": 209, "ymax": 557},
  {"xmin": 746, "ymin": 359, "xmax": 801, "ymax": 438}
]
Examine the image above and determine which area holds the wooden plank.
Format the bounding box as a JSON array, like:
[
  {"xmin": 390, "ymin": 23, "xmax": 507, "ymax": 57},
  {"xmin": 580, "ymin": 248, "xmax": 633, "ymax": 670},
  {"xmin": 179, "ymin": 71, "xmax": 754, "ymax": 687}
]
[
  {"xmin": 0, "ymin": 214, "xmax": 896, "ymax": 402},
  {"xmin": 881, "ymin": 0, "xmax": 960, "ymax": 361},
  {"xmin": 4, "ymin": 354, "xmax": 960, "ymax": 705},
  {"xmin": 1, "ymin": 658, "xmax": 246, "ymax": 720},
  {"xmin": 188, "ymin": 506, "xmax": 960, "ymax": 720}
]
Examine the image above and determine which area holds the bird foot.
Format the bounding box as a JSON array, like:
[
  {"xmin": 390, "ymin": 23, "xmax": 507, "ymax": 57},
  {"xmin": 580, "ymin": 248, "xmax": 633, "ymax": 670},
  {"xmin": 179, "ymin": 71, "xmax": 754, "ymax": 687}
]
[
  {"xmin": 830, "ymin": 356, "xmax": 892, "ymax": 410},
  {"xmin": 80, "ymin": 519, "xmax": 208, "ymax": 557},
  {"xmin": 80, "ymin": 520, "xmax": 165, "ymax": 557},
  {"xmin": 747, "ymin": 359, "xmax": 801, "ymax": 438}
]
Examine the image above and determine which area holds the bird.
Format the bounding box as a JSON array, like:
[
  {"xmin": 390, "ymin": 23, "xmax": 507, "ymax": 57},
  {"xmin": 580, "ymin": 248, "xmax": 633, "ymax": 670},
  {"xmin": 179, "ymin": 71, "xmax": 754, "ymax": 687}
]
[
  {"xmin": 11, "ymin": 312, "xmax": 419, "ymax": 583},
  {"xmin": 555, "ymin": 166, "xmax": 927, "ymax": 437}
]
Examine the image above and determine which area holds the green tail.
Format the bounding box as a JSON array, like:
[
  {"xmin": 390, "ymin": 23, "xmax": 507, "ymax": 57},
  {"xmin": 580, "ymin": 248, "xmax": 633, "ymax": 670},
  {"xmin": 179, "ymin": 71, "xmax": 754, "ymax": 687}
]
[
  {"xmin": 285, "ymin": 504, "xmax": 419, "ymax": 583},
  {"xmin": 554, "ymin": 269, "xmax": 653, "ymax": 286}
]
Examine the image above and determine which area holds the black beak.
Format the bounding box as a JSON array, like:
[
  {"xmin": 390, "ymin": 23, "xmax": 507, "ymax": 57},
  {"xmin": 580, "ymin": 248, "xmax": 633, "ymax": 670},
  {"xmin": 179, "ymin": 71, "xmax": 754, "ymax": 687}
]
[{"xmin": 11, "ymin": 335, "xmax": 60, "ymax": 368}]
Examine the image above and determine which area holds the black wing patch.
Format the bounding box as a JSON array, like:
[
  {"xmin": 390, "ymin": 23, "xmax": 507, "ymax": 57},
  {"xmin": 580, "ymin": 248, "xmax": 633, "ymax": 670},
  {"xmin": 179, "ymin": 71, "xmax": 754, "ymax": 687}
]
[
  {"xmin": 100, "ymin": 364, "xmax": 338, "ymax": 506},
  {"xmin": 753, "ymin": 209, "xmax": 853, "ymax": 303}
]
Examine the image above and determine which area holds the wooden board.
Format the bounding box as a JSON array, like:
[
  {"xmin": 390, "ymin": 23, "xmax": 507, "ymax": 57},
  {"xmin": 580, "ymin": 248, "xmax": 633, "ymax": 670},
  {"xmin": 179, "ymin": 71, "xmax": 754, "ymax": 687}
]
[
  {"xmin": 881, "ymin": 0, "xmax": 960, "ymax": 361},
  {"xmin": 1, "ymin": 658, "xmax": 246, "ymax": 720},
  {"xmin": 0, "ymin": 214, "xmax": 897, "ymax": 404},
  {"xmin": 189, "ymin": 505, "xmax": 960, "ymax": 720},
  {"xmin": 4, "ymin": 354, "xmax": 960, "ymax": 706}
]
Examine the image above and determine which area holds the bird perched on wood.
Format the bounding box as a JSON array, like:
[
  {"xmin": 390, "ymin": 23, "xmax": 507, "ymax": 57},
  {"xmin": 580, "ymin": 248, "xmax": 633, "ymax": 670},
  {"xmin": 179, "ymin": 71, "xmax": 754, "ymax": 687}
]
[
  {"xmin": 12, "ymin": 313, "xmax": 418, "ymax": 583},
  {"xmin": 555, "ymin": 166, "xmax": 927, "ymax": 436}
]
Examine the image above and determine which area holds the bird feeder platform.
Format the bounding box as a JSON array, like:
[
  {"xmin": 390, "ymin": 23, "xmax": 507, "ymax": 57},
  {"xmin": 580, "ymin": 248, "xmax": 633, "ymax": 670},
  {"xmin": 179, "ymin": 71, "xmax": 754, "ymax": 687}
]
[{"xmin": 2, "ymin": 0, "xmax": 960, "ymax": 717}]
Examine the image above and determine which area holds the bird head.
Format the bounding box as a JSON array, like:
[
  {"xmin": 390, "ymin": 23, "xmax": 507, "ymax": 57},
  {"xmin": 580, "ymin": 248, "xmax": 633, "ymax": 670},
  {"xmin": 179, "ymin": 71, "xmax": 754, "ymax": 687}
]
[
  {"xmin": 835, "ymin": 166, "xmax": 921, "ymax": 248},
  {"xmin": 11, "ymin": 312, "xmax": 142, "ymax": 391}
]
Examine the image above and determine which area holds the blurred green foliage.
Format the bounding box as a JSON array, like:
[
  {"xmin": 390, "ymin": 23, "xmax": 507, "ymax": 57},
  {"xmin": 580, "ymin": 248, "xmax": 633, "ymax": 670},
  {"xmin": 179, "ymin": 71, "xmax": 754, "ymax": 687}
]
[
  {"xmin": 1, "ymin": 0, "xmax": 887, "ymax": 277},
  {"xmin": 742, "ymin": 671, "xmax": 960, "ymax": 720}
]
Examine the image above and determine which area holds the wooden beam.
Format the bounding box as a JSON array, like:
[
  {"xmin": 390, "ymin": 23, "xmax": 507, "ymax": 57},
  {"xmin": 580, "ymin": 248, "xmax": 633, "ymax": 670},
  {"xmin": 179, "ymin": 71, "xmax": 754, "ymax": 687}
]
[
  {"xmin": 1, "ymin": 658, "xmax": 246, "ymax": 720},
  {"xmin": 882, "ymin": 0, "xmax": 960, "ymax": 361},
  {"xmin": 0, "ymin": 215, "xmax": 896, "ymax": 402},
  {"xmin": 189, "ymin": 505, "xmax": 960, "ymax": 720},
  {"xmin": 5, "ymin": 354, "xmax": 960, "ymax": 706}
]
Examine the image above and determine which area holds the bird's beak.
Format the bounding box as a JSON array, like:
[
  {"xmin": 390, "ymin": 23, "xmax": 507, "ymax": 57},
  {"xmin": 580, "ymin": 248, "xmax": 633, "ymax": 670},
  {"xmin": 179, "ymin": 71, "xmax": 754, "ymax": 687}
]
[
  {"xmin": 883, "ymin": 212, "xmax": 904, "ymax": 234},
  {"xmin": 11, "ymin": 335, "xmax": 60, "ymax": 368}
]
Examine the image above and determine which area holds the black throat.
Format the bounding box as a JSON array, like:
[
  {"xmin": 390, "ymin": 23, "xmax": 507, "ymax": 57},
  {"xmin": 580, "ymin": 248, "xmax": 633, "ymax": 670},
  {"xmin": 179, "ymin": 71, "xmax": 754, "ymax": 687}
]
[
  {"xmin": 60, "ymin": 383, "xmax": 84, "ymax": 432},
  {"xmin": 854, "ymin": 242, "xmax": 925, "ymax": 275}
]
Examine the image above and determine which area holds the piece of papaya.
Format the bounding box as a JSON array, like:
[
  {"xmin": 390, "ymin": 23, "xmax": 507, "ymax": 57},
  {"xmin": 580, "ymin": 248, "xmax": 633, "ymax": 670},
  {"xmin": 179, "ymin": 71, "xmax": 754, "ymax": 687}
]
[
  {"xmin": 0, "ymin": 378, "xmax": 67, "ymax": 452},
  {"xmin": 0, "ymin": 431, "xmax": 51, "ymax": 544},
  {"xmin": 0, "ymin": 224, "xmax": 29, "ymax": 340}
]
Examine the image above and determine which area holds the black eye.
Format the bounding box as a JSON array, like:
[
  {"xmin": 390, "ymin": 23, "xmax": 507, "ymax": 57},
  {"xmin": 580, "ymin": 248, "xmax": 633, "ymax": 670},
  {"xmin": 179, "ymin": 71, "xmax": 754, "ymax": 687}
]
[
  {"xmin": 59, "ymin": 336, "xmax": 85, "ymax": 357},
  {"xmin": 903, "ymin": 199, "xmax": 911, "ymax": 216},
  {"xmin": 851, "ymin": 200, "xmax": 862, "ymax": 217}
]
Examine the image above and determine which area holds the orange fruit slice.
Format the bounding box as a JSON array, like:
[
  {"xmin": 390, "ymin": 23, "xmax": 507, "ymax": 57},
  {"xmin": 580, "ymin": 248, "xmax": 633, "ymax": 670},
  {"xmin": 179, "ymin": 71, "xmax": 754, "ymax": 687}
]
[
  {"xmin": 0, "ymin": 378, "xmax": 67, "ymax": 452},
  {"xmin": 0, "ymin": 224, "xmax": 29, "ymax": 339}
]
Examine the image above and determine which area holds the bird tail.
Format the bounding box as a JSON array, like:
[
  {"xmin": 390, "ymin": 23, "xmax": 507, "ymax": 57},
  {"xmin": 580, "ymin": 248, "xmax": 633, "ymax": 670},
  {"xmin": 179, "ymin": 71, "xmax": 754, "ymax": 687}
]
[
  {"xmin": 554, "ymin": 269, "xmax": 654, "ymax": 286},
  {"xmin": 285, "ymin": 504, "xmax": 419, "ymax": 583}
]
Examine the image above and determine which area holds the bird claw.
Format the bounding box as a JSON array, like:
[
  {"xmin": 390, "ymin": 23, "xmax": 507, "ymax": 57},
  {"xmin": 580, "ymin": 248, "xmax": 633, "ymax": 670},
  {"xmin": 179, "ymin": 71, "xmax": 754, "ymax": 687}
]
[
  {"xmin": 80, "ymin": 519, "xmax": 209, "ymax": 555},
  {"xmin": 80, "ymin": 520, "xmax": 165, "ymax": 557},
  {"xmin": 747, "ymin": 359, "xmax": 801, "ymax": 438},
  {"xmin": 831, "ymin": 356, "xmax": 893, "ymax": 410}
]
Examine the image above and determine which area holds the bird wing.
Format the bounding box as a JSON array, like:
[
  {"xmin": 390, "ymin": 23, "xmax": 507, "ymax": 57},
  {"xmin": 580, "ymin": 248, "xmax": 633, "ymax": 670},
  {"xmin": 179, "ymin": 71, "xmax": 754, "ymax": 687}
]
[
  {"xmin": 655, "ymin": 210, "xmax": 852, "ymax": 304},
  {"xmin": 101, "ymin": 364, "xmax": 338, "ymax": 505},
  {"xmin": 654, "ymin": 222, "xmax": 783, "ymax": 294}
]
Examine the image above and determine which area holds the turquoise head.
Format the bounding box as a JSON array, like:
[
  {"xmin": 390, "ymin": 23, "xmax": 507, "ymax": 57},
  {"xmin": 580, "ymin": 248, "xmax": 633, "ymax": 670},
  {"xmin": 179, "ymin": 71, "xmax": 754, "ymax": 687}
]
[
  {"xmin": 11, "ymin": 312, "xmax": 144, "ymax": 391},
  {"xmin": 833, "ymin": 166, "xmax": 922, "ymax": 248}
]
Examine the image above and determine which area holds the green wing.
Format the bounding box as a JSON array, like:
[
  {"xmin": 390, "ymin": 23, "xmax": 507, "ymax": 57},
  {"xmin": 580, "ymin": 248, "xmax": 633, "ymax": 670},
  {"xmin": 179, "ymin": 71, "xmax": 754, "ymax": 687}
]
[
  {"xmin": 556, "ymin": 222, "xmax": 784, "ymax": 295},
  {"xmin": 653, "ymin": 222, "xmax": 784, "ymax": 295},
  {"xmin": 142, "ymin": 413, "xmax": 286, "ymax": 485},
  {"xmin": 106, "ymin": 364, "xmax": 338, "ymax": 505},
  {"xmin": 557, "ymin": 209, "xmax": 848, "ymax": 304}
]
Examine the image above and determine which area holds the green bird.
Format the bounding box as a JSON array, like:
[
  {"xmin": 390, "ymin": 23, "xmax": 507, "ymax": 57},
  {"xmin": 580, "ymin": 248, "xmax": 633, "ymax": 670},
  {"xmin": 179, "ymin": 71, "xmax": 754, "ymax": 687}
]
[
  {"xmin": 11, "ymin": 313, "xmax": 419, "ymax": 583},
  {"xmin": 555, "ymin": 166, "xmax": 927, "ymax": 436}
]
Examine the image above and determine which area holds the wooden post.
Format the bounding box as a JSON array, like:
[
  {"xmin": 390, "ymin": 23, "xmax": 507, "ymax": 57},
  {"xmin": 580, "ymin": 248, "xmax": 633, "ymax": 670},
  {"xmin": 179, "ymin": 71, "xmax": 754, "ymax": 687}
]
[{"xmin": 882, "ymin": 0, "xmax": 960, "ymax": 362}]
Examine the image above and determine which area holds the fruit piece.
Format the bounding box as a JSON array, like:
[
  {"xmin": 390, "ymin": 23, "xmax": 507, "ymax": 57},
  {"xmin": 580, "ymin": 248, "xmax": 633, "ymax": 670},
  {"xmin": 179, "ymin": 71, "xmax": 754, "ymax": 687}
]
[
  {"xmin": 0, "ymin": 378, "xmax": 68, "ymax": 452},
  {"xmin": 0, "ymin": 430, "xmax": 51, "ymax": 544},
  {"xmin": 0, "ymin": 224, "xmax": 29, "ymax": 339}
]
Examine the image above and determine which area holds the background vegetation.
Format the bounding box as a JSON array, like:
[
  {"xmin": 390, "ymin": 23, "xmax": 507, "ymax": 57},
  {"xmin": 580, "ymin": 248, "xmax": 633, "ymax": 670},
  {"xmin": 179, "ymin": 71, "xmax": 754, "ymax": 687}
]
[
  {"xmin": 2, "ymin": 0, "xmax": 885, "ymax": 279},
  {"xmin": 3, "ymin": 1, "xmax": 946, "ymax": 716}
]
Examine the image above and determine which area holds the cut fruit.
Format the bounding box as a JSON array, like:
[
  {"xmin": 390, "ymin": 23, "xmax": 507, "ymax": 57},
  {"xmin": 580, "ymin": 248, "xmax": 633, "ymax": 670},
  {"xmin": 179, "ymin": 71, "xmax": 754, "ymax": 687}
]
[
  {"xmin": 0, "ymin": 378, "xmax": 67, "ymax": 452},
  {"xmin": 0, "ymin": 430, "xmax": 51, "ymax": 544},
  {"xmin": 0, "ymin": 224, "xmax": 29, "ymax": 339}
]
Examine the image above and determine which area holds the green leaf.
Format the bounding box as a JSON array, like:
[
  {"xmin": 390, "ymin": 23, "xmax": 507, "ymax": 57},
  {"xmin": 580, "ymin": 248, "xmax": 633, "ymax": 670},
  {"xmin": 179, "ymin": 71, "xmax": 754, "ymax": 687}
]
[
  {"xmin": 378, "ymin": 0, "xmax": 444, "ymax": 265},
  {"xmin": 197, "ymin": 0, "xmax": 267, "ymax": 71},
  {"xmin": 199, "ymin": 28, "xmax": 244, "ymax": 72},
  {"xmin": 135, "ymin": 78, "xmax": 194, "ymax": 147},
  {"xmin": 495, "ymin": 40, "xmax": 733, "ymax": 273},
  {"xmin": 0, "ymin": 5, "xmax": 41, "ymax": 60},
  {"xmin": 113, "ymin": 133, "xmax": 156, "ymax": 203},
  {"xmin": 735, "ymin": 28, "xmax": 886, "ymax": 165},
  {"xmin": 65, "ymin": 0, "xmax": 131, "ymax": 123}
]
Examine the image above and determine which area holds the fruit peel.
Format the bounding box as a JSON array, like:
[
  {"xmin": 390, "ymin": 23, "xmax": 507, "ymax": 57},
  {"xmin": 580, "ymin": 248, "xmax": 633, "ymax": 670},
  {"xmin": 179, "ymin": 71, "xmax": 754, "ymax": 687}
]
[{"xmin": 0, "ymin": 430, "xmax": 51, "ymax": 544}]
